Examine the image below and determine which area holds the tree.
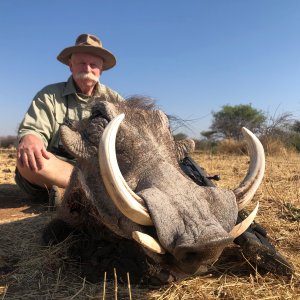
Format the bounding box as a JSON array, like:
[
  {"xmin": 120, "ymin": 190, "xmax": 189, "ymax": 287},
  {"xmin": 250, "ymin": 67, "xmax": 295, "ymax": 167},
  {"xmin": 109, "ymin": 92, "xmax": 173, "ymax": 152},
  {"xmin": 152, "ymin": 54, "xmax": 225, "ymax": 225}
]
[
  {"xmin": 291, "ymin": 120, "xmax": 300, "ymax": 133},
  {"xmin": 173, "ymin": 132, "xmax": 188, "ymax": 141},
  {"xmin": 210, "ymin": 104, "xmax": 266, "ymax": 140},
  {"xmin": 250, "ymin": 110, "xmax": 300, "ymax": 153},
  {"xmin": 262, "ymin": 111, "xmax": 293, "ymax": 137},
  {"xmin": 200, "ymin": 130, "xmax": 216, "ymax": 140}
]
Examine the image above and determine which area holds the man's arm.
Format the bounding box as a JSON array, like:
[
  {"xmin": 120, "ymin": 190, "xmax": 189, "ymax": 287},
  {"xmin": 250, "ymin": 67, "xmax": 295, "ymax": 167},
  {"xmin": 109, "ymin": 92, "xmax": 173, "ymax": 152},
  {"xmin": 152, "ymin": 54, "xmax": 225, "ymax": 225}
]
[{"xmin": 17, "ymin": 88, "xmax": 56, "ymax": 171}]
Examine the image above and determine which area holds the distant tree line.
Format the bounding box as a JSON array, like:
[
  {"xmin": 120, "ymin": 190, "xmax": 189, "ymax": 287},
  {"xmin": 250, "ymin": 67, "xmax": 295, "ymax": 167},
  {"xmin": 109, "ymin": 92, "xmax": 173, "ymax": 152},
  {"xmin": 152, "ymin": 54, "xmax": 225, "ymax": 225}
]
[
  {"xmin": 0, "ymin": 135, "xmax": 17, "ymax": 148},
  {"xmin": 173, "ymin": 104, "xmax": 300, "ymax": 154}
]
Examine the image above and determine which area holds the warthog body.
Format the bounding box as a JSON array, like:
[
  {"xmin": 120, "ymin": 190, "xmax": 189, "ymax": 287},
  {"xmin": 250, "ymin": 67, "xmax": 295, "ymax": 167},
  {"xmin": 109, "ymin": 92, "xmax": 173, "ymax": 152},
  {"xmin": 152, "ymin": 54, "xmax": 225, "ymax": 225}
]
[{"xmin": 44, "ymin": 97, "xmax": 264, "ymax": 284}]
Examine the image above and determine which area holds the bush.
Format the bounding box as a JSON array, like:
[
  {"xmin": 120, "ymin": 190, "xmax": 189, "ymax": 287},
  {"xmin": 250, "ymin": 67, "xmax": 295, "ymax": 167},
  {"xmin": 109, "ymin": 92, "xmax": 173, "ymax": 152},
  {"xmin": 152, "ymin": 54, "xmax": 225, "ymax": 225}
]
[
  {"xmin": 261, "ymin": 138, "xmax": 288, "ymax": 156},
  {"xmin": 173, "ymin": 133, "xmax": 188, "ymax": 141},
  {"xmin": 215, "ymin": 138, "xmax": 248, "ymax": 155},
  {"xmin": 194, "ymin": 139, "xmax": 218, "ymax": 153},
  {"xmin": 260, "ymin": 134, "xmax": 298, "ymax": 156}
]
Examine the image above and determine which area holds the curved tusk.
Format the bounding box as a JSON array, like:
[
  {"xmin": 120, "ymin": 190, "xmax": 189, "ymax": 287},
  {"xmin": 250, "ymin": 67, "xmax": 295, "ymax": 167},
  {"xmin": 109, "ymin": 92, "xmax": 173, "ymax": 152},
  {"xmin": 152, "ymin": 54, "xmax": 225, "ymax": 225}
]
[
  {"xmin": 132, "ymin": 231, "xmax": 166, "ymax": 254},
  {"xmin": 99, "ymin": 113, "xmax": 153, "ymax": 226},
  {"xmin": 229, "ymin": 202, "xmax": 259, "ymax": 238},
  {"xmin": 234, "ymin": 127, "xmax": 265, "ymax": 211}
]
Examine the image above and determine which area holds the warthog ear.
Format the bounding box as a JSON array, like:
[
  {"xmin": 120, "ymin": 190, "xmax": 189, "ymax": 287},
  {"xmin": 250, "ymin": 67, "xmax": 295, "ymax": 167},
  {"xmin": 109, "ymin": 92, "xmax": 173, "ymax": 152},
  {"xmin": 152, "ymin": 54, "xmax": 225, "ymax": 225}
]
[
  {"xmin": 60, "ymin": 125, "xmax": 91, "ymax": 159},
  {"xmin": 175, "ymin": 139, "xmax": 195, "ymax": 161}
]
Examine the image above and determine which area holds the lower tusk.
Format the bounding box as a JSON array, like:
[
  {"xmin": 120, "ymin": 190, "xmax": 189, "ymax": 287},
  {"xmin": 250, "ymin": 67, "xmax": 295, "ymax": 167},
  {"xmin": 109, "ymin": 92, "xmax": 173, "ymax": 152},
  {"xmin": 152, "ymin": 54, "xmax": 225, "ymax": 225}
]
[
  {"xmin": 229, "ymin": 202, "xmax": 259, "ymax": 238},
  {"xmin": 132, "ymin": 231, "xmax": 166, "ymax": 254}
]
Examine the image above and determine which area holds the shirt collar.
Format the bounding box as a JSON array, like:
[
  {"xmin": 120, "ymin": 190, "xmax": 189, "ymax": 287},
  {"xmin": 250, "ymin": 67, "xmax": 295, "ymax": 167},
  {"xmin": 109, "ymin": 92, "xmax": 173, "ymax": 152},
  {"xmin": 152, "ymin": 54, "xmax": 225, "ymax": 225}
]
[{"xmin": 62, "ymin": 76, "xmax": 102, "ymax": 97}]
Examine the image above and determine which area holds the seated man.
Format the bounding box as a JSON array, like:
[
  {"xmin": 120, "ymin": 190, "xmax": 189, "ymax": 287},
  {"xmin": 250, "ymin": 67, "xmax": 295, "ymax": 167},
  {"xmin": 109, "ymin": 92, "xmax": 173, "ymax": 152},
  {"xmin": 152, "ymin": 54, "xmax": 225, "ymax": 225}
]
[{"xmin": 15, "ymin": 33, "xmax": 124, "ymax": 202}]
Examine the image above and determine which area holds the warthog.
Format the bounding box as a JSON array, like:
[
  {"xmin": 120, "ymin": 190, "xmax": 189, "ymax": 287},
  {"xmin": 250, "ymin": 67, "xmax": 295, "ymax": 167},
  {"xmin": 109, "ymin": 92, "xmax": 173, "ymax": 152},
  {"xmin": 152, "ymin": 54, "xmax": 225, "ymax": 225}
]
[{"xmin": 43, "ymin": 97, "xmax": 265, "ymax": 284}]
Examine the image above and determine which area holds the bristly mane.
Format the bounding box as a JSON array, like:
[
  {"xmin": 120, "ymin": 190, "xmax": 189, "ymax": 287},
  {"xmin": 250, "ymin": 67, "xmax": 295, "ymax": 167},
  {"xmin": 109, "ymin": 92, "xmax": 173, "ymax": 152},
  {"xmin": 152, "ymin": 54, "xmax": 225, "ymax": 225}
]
[
  {"xmin": 87, "ymin": 95, "xmax": 158, "ymax": 116},
  {"xmin": 125, "ymin": 95, "xmax": 157, "ymax": 110}
]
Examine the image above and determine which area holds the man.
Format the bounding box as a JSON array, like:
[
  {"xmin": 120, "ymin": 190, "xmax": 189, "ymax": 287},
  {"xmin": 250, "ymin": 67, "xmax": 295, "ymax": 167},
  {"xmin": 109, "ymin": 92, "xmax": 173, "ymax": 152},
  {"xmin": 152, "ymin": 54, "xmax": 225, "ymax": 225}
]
[{"xmin": 15, "ymin": 33, "xmax": 124, "ymax": 202}]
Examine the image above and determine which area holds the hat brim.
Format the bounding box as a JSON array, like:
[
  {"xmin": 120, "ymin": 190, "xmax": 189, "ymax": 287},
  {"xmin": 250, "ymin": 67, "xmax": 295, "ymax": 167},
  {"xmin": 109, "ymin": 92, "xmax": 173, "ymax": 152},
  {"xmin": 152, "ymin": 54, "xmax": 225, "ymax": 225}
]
[{"xmin": 57, "ymin": 45, "xmax": 116, "ymax": 70}]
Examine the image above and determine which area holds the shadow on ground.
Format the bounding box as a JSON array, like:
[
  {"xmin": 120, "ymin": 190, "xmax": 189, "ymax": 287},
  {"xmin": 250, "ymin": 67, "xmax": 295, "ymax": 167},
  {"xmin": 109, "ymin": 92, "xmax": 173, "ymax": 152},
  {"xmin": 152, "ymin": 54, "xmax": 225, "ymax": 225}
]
[{"xmin": 0, "ymin": 184, "xmax": 47, "ymax": 220}]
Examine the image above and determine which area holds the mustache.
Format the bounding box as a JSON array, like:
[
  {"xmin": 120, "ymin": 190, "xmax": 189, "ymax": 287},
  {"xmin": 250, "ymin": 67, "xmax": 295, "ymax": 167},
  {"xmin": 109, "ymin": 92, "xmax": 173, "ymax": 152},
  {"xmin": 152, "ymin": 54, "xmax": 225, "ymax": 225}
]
[{"xmin": 74, "ymin": 72, "xmax": 99, "ymax": 82}]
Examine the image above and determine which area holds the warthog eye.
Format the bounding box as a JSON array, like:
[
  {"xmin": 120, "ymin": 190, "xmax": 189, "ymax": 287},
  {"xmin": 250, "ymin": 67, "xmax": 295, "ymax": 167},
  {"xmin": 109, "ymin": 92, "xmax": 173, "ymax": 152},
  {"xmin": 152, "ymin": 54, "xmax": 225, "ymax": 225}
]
[{"xmin": 89, "ymin": 110, "xmax": 108, "ymax": 121}]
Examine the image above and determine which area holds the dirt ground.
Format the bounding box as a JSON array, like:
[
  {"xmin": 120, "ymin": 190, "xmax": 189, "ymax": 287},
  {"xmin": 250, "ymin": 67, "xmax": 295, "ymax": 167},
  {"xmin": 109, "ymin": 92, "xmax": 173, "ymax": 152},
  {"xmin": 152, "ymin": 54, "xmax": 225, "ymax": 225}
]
[
  {"xmin": 0, "ymin": 149, "xmax": 45, "ymax": 224},
  {"xmin": 0, "ymin": 148, "xmax": 299, "ymax": 299}
]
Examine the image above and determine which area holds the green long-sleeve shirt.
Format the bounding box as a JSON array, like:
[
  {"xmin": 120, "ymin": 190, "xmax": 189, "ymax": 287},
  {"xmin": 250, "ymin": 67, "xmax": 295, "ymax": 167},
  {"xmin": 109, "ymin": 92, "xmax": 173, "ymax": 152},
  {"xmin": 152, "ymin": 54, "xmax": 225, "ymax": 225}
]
[{"xmin": 18, "ymin": 76, "xmax": 124, "ymax": 154}]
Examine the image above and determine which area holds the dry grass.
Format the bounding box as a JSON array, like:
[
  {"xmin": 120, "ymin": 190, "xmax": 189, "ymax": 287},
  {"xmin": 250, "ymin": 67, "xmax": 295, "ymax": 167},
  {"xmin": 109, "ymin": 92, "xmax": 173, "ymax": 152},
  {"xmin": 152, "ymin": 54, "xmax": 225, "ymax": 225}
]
[
  {"xmin": 0, "ymin": 148, "xmax": 299, "ymax": 299},
  {"xmin": 0, "ymin": 149, "xmax": 16, "ymax": 185}
]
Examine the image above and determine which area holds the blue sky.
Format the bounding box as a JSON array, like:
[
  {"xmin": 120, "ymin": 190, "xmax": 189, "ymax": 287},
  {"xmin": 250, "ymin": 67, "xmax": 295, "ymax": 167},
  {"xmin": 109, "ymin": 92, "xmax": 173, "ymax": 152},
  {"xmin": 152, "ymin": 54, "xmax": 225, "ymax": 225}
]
[{"xmin": 1, "ymin": 0, "xmax": 300, "ymax": 138}]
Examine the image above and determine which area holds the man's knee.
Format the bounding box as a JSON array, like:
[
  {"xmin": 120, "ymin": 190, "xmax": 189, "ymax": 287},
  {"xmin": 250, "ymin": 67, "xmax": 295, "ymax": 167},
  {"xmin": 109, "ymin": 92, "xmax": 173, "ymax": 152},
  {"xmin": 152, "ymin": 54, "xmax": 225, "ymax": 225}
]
[
  {"xmin": 16, "ymin": 154, "xmax": 74, "ymax": 189},
  {"xmin": 14, "ymin": 167, "xmax": 49, "ymax": 201},
  {"xmin": 16, "ymin": 160, "xmax": 44, "ymax": 187}
]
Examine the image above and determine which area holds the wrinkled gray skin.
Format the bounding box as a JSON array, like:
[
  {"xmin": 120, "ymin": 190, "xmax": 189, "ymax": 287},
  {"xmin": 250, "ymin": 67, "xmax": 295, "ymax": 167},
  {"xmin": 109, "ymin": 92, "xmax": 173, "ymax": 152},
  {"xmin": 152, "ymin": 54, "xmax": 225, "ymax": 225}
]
[{"xmin": 53, "ymin": 97, "xmax": 238, "ymax": 277}]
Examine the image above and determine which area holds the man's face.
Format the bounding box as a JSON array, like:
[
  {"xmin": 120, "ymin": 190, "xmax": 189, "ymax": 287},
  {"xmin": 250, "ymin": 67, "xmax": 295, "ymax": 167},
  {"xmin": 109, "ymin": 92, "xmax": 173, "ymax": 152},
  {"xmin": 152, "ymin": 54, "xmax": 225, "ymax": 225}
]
[{"xmin": 69, "ymin": 52, "xmax": 103, "ymax": 94}]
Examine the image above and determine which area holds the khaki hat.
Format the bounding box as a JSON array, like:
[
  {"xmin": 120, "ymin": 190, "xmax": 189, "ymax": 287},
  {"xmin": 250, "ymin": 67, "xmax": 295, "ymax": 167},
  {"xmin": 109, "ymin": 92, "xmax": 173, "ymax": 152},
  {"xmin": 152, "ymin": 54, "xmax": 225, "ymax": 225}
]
[{"xmin": 57, "ymin": 34, "xmax": 116, "ymax": 70}]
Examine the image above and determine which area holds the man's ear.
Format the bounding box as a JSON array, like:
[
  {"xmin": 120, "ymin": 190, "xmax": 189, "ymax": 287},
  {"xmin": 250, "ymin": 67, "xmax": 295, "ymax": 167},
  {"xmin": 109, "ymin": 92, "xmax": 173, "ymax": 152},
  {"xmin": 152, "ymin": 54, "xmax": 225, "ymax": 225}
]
[{"xmin": 68, "ymin": 58, "xmax": 73, "ymax": 72}]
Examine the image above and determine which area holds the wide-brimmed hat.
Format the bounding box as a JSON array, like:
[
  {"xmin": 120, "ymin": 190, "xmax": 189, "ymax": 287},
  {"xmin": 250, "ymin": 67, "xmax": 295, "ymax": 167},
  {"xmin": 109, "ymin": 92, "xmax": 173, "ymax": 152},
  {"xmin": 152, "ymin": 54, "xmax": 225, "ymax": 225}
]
[{"xmin": 57, "ymin": 34, "xmax": 116, "ymax": 70}]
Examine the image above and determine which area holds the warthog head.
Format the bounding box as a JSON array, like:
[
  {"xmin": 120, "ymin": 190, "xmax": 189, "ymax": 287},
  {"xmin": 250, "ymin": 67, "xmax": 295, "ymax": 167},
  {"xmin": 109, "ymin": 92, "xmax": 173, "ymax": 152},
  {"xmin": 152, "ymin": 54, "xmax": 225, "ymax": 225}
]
[{"xmin": 44, "ymin": 96, "xmax": 265, "ymax": 283}]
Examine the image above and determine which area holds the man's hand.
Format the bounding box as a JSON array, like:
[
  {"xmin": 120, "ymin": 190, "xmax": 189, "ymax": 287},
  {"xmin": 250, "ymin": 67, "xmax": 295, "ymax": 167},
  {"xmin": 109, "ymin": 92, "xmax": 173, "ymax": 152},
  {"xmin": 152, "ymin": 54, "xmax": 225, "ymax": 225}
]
[{"xmin": 17, "ymin": 134, "xmax": 51, "ymax": 171}]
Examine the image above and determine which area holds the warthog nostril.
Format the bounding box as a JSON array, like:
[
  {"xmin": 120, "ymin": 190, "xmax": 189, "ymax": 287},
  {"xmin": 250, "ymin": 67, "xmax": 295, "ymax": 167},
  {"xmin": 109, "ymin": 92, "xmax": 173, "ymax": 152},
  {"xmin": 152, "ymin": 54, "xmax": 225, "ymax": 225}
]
[
  {"xmin": 173, "ymin": 236, "xmax": 234, "ymax": 274},
  {"xmin": 180, "ymin": 249, "xmax": 217, "ymax": 265}
]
